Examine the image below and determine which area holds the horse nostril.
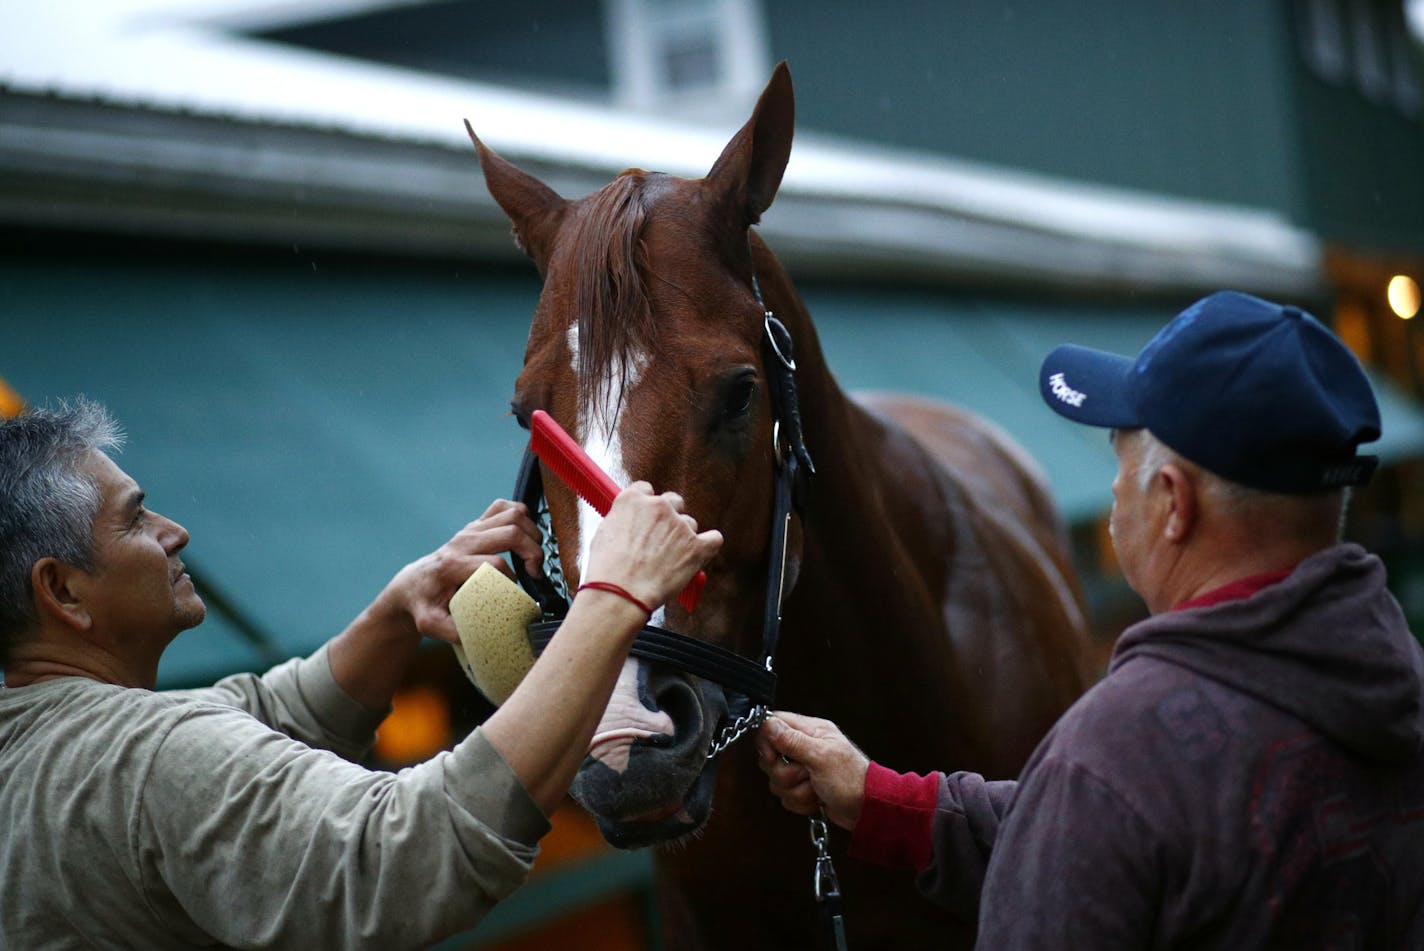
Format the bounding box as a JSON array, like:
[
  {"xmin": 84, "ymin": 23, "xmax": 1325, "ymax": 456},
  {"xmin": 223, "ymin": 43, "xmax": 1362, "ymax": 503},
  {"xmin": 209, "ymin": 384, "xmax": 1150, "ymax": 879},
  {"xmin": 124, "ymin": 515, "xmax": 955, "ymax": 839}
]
[{"xmin": 650, "ymin": 674, "xmax": 703, "ymax": 747}]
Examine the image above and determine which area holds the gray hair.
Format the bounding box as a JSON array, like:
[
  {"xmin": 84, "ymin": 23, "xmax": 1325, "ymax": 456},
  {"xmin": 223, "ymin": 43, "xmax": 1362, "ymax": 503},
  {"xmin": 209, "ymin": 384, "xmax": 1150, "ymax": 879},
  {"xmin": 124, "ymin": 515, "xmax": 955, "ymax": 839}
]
[
  {"xmin": 0, "ymin": 398, "xmax": 125, "ymax": 664},
  {"xmin": 1135, "ymin": 429, "xmax": 1350, "ymax": 541}
]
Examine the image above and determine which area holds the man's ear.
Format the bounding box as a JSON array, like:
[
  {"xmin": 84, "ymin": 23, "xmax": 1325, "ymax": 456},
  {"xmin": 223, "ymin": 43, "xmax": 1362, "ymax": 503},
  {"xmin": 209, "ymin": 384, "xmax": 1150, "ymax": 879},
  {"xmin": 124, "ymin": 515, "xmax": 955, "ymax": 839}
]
[
  {"xmin": 1156, "ymin": 463, "xmax": 1197, "ymax": 544},
  {"xmin": 31, "ymin": 558, "xmax": 93, "ymax": 632}
]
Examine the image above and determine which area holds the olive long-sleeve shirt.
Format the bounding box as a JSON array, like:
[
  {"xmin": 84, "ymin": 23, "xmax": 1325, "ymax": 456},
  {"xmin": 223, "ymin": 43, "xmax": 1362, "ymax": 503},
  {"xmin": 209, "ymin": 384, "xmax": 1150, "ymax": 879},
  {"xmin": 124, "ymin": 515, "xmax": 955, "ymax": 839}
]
[{"xmin": 0, "ymin": 646, "xmax": 549, "ymax": 949}]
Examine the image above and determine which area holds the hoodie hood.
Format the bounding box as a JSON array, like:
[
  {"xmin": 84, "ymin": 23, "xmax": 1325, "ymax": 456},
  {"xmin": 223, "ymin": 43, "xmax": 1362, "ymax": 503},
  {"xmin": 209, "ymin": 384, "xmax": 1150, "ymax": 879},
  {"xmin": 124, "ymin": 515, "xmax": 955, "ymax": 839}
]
[{"xmin": 1112, "ymin": 543, "xmax": 1424, "ymax": 764}]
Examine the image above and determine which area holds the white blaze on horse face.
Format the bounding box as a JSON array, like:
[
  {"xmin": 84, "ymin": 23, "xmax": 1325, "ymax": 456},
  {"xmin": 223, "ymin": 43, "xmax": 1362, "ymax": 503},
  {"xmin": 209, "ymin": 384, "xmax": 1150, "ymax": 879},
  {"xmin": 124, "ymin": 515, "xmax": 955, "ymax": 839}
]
[
  {"xmin": 567, "ymin": 324, "xmax": 672, "ymax": 766},
  {"xmin": 567, "ymin": 323, "xmax": 647, "ymax": 590}
]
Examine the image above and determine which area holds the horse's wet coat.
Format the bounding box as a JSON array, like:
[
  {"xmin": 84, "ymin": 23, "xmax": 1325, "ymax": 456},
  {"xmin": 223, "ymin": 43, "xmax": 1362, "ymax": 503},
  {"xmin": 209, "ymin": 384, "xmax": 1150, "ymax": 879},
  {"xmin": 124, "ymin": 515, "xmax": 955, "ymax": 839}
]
[{"xmin": 470, "ymin": 63, "xmax": 1098, "ymax": 950}]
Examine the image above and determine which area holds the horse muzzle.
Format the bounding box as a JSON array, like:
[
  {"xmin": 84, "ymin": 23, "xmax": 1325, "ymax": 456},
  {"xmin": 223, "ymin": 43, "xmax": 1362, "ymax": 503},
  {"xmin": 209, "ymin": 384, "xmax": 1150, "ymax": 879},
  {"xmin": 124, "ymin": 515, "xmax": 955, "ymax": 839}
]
[{"xmin": 569, "ymin": 660, "xmax": 729, "ymax": 848}]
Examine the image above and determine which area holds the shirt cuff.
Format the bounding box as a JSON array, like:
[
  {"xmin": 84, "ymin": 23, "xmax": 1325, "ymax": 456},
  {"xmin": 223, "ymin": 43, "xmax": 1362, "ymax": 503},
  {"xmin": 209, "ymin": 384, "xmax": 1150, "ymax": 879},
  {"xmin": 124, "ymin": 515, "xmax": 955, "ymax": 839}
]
[
  {"xmin": 452, "ymin": 729, "xmax": 553, "ymax": 848},
  {"xmin": 848, "ymin": 761, "xmax": 941, "ymax": 870},
  {"xmin": 301, "ymin": 644, "xmax": 388, "ymax": 741}
]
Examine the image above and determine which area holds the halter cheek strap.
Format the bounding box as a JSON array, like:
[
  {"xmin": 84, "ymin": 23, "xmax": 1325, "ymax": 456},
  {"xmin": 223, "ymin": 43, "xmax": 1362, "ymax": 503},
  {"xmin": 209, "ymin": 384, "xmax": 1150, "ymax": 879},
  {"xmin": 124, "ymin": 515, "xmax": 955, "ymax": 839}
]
[{"xmin": 754, "ymin": 274, "xmax": 815, "ymax": 668}]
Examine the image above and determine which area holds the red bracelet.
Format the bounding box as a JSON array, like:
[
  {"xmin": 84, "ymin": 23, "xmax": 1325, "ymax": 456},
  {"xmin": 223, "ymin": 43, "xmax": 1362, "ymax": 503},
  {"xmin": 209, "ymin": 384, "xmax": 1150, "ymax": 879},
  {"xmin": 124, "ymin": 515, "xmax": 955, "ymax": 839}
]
[{"xmin": 577, "ymin": 581, "xmax": 653, "ymax": 618}]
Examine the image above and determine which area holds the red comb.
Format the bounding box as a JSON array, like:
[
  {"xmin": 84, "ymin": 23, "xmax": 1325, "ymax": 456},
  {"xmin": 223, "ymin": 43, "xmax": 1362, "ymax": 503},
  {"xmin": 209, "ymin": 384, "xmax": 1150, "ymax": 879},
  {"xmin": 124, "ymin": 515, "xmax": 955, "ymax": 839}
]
[{"xmin": 530, "ymin": 409, "xmax": 706, "ymax": 613}]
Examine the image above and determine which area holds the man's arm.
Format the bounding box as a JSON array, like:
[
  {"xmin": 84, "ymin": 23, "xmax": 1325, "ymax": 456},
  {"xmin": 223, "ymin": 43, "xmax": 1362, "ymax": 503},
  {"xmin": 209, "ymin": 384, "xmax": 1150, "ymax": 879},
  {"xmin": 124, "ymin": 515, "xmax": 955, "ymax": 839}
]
[
  {"xmin": 140, "ymin": 486, "xmax": 720, "ymax": 947},
  {"xmin": 757, "ymin": 711, "xmax": 1017, "ymax": 918},
  {"xmin": 975, "ymin": 756, "xmax": 1160, "ymax": 948},
  {"xmin": 322, "ymin": 485, "xmax": 721, "ymax": 816}
]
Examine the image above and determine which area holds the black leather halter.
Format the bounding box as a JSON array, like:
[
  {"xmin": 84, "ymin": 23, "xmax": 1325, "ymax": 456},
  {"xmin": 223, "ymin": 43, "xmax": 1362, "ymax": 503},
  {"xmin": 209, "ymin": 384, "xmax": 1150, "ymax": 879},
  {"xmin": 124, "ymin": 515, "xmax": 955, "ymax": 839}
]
[{"xmin": 509, "ymin": 285, "xmax": 813, "ymax": 755}]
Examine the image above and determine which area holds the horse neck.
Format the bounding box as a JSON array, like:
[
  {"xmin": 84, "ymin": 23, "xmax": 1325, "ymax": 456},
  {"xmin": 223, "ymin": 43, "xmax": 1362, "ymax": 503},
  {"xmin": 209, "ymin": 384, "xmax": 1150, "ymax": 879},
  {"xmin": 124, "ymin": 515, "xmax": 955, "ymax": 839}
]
[
  {"xmin": 754, "ymin": 249, "xmax": 961, "ymax": 739},
  {"xmin": 749, "ymin": 237, "xmax": 856, "ymax": 466},
  {"xmin": 753, "ymin": 246, "xmax": 928, "ymax": 571}
]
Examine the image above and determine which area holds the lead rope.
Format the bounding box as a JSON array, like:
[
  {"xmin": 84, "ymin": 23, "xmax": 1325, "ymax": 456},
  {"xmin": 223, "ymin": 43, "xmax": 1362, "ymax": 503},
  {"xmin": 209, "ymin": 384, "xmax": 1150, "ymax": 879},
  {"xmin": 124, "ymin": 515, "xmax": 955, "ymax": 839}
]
[{"xmin": 811, "ymin": 811, "xmax": 849, "ymax": 951}]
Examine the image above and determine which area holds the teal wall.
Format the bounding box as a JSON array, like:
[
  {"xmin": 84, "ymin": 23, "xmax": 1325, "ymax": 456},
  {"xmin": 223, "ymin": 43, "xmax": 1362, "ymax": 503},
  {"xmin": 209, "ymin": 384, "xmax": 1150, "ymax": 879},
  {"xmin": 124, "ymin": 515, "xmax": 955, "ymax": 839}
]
[
  {"xmin": 1286, "ymin": 7, "xmax": 1424, "ymax": 251},
  {"xmin": 766, "ymin": 1, "xmax": 1303, "ymax": 211},
  {"xmin": 256, "ymin": 0, "xmax": 611, "ymax": 97}
]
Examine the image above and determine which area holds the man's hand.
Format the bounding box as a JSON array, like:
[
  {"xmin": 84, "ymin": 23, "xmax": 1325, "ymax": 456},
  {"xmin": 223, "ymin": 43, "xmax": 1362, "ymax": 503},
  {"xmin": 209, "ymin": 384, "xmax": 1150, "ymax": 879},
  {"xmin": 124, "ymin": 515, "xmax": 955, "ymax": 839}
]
[
  {"xmin": 328, "ymin": 499, "xmax": 542, "ymax": 712},
  {"xmin": 756, "ymin": 711, "xmax": 870, "ymax": 833},
  {"xmin": 386, "ymin": 499, "xmax": 544, "ymax": 646}
]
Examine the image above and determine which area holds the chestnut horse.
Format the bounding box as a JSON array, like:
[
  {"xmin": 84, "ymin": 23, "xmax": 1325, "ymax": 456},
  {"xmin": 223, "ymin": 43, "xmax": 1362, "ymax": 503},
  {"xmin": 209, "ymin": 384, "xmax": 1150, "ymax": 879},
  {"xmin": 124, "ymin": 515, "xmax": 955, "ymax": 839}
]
[{"xmin": 469, "ymin": 63, "xmax": 1095, "ymax": 949}]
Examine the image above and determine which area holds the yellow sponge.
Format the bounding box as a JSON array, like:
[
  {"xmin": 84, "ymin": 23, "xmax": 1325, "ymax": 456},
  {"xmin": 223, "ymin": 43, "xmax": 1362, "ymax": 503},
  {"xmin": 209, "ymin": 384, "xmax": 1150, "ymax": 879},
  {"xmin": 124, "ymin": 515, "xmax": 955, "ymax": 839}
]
[{"xmin": 449, "ymin": 562, "xmax": 542, "ymax": 705}]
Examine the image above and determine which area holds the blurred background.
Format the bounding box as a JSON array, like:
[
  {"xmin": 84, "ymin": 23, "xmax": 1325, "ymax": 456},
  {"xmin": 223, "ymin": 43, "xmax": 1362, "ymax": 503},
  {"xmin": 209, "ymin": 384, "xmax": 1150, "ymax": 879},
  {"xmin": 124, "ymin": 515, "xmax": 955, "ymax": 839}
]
[{"xmin": 3, "ymin": 2, "xmax": 1423, "ymax": 946}]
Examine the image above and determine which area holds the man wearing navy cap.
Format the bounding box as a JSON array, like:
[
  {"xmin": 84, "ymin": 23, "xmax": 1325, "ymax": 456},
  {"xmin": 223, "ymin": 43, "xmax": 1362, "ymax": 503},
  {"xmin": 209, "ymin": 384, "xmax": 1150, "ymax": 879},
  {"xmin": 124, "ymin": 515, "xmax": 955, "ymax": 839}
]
[{"xmin": 758, "ymin": 291, "xmax": 1424, "ymax": 947}]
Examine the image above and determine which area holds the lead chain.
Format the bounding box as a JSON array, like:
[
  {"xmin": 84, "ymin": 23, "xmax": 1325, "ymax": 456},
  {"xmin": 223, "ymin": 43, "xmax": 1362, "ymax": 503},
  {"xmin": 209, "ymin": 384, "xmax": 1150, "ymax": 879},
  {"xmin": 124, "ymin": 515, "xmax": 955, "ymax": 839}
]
[{"xmin": 706, "ymin": 703, "xmax": 767, "ymax": 759}]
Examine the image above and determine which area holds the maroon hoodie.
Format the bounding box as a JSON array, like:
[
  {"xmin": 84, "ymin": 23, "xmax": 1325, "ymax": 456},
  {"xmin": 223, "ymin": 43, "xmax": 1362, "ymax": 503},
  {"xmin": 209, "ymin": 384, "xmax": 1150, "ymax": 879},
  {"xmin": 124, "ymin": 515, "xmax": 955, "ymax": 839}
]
[{"xmin": 851, "ymin": 543, "xmax": 1424, "ymax": 948}]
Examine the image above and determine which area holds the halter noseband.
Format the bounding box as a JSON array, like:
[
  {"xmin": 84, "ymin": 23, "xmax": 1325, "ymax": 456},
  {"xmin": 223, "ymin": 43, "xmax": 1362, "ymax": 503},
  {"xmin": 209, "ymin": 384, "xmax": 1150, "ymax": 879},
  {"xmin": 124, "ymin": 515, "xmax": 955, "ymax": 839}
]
[{"xmin": 509, "ymin": 279, "xmax": 813, "ymax": 758}]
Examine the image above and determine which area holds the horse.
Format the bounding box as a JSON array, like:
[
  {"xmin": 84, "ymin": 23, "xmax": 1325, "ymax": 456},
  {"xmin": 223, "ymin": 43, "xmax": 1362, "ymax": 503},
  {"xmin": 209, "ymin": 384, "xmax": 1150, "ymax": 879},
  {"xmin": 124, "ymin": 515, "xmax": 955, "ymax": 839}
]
[{"xmin": 468, "ymin": 62, "xmax": 1097, "ymax": 950}]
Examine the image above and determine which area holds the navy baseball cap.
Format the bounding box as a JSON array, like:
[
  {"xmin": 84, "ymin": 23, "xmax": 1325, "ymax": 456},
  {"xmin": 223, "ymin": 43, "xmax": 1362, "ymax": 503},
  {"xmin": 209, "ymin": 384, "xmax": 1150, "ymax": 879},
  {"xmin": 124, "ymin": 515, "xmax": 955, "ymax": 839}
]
[{"xmin": 1039, "ymin": 290, "xmax": 1380, "ymax": 493}]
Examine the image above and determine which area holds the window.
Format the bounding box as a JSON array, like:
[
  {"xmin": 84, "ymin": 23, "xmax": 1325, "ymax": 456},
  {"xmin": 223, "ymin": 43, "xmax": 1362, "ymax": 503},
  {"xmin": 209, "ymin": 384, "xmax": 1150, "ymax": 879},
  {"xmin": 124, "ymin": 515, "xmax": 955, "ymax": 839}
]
[
  {"xmin": 605, "ymin": 0, "xmax": 770, "ymax": 116},
  {"xmin": 1298, "ymin": 0, "xmax": 1424, "ymax": 118}
]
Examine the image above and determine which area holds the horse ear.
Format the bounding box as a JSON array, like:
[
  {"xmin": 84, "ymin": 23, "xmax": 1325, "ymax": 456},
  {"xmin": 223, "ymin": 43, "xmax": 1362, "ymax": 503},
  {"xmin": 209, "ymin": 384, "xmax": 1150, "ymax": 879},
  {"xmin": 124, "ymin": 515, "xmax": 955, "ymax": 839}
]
[
  {"xmin": 704, "ymin": 61, "xmax": 794, "ymax": 227},
  {"xmin": 466, "ymin": 120, "xmax": 569, "ymax": 272}
]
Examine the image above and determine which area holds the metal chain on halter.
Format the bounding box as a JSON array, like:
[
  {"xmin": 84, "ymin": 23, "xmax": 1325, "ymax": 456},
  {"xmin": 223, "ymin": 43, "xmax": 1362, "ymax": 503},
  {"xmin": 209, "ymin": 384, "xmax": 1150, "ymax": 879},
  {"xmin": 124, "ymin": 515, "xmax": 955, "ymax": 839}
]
[
  {"xmin": 810, "ymin": 811, "xmax": 849, "ymax": 951},
  {"xmin": 535, "ymin": 495, "xmax": 569, "ymax": 603},
  {"xmin": 706, "ymin": 702, "xmax": 767, "ymax": 759}
]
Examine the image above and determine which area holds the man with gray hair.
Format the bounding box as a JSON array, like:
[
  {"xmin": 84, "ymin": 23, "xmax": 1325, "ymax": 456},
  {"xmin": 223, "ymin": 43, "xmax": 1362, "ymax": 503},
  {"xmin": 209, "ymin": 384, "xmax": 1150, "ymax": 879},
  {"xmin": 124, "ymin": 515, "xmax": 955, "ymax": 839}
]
[
  {"xmin": 757, "ymin": 291, "xmax": 1424, "ymax": 947},
  {"xmin": 0, "ymin": 399, "xmax": 128, "ymax": 665},
  {"xmin": 0, "ymin": 398, "xmax": 721, "ymax": 949}
]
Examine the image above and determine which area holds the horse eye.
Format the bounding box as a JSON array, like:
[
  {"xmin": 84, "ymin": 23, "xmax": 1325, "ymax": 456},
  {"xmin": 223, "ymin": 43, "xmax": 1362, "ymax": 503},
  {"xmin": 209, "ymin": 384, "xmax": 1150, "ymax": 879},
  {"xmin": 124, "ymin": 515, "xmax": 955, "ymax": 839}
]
[{"xmin": 720, "ymin": 373, "xmax": 757, "ymax": 424}]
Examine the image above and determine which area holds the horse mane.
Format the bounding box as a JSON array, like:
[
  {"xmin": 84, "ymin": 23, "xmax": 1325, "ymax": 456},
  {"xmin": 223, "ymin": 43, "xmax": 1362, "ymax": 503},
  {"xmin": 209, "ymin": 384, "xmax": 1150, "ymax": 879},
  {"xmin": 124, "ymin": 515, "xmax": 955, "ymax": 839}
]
[{"xmin": 570, "ymin": 171, "xmax": 660, "ymax": 413}]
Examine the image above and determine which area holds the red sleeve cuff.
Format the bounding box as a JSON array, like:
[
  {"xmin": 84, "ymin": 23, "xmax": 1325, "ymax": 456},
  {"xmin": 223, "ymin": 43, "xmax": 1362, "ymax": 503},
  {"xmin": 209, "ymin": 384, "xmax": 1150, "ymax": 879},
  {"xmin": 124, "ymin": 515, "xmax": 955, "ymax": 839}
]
[{"xmin": 848, "ymin": 761, "xmax": 941, "ymax": 870}]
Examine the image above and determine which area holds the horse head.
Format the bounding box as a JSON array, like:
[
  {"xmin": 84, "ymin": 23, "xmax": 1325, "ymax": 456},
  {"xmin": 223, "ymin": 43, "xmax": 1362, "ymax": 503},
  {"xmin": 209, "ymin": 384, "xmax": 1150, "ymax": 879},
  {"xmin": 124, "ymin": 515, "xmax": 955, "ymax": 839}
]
[{"xmin": 470, "ymin": 63, "xmax": 801, "ymax": 848}]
